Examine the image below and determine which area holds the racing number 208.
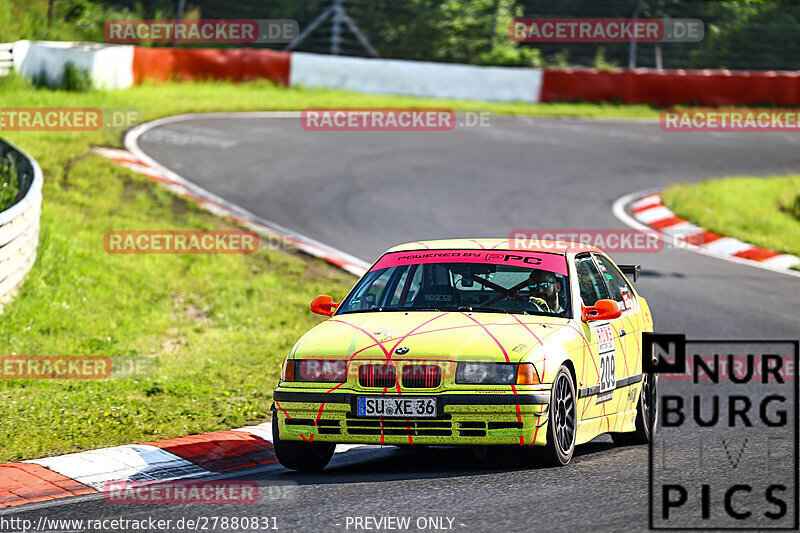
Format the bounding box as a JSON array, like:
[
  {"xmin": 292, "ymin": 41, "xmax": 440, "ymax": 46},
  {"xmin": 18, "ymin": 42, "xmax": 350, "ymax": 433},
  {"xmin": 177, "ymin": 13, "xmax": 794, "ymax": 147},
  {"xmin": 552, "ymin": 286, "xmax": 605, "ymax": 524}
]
[{"xmin": 599, "ymin": 352, "xmax": 616, "ymax": 392}]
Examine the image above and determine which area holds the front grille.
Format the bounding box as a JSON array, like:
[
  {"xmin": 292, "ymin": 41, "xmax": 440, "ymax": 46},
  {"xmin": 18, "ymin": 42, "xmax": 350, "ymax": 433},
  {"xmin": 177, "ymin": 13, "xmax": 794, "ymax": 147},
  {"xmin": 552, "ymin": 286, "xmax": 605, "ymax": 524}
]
[
  {"xmin": 345, "ymin": 418, "xmax": 452, "ymax": 437},
  {"xmin": 359, "ymin": 364, "xmax": 397, "ymax": 387},
  {"xmin": 285, "ymin": 418, "xmax": 341, "ymax": 434},
  {"xmin": 487, "ymin": 421, "xmax": 523, "ymax": 430},
  {"xmin": 458, "ymin": 421, "xmax": 486, "ymax": 437},
  {"xmin": 401, "ymin": 364, "xmax": 442, "ymax": 388},
  {"xmin": 285, "ymin": 418, "xmax": 315, "ymax": 426}
]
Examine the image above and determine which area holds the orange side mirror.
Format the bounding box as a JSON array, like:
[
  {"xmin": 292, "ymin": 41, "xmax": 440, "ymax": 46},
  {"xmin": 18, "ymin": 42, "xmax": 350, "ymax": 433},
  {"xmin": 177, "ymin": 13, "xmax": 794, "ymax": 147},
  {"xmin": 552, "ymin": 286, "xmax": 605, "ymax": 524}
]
[
  {"xmin": 581, "ymin": 299, "xmax": 622, "ymax": 322},
  {"xmin": 310, "ymin": 294, "xmax": 339, "ymax": 317}
]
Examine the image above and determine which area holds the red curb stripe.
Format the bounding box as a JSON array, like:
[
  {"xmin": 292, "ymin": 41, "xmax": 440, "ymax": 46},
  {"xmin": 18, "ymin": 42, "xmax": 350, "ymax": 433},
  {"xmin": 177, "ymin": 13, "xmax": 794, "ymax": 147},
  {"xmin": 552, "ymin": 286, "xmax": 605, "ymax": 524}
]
[
  {"xmin": 0, "ymin": 463, "xmax": 95, "ymax": 507},
  {"xmin": 146, "ymin": 430, "xmax": 277, "ymax": 472},
  {"xmin": 633, "ymin": 201, "xmax": 663, "ymax": 214},
  {"xmin": 699, "ymin": 231, "xmax": 724, "ymax": 245},
  {"xmin": 684, "ymin": 231, "xmax": 723, "ymax": 246},
  {"xmin": 649, "ymin": 215, "xmax": 686, "ymax": 230},
  {"xmin": 734, "ymin": 247, "xmax": 780, "ymax": 261}
]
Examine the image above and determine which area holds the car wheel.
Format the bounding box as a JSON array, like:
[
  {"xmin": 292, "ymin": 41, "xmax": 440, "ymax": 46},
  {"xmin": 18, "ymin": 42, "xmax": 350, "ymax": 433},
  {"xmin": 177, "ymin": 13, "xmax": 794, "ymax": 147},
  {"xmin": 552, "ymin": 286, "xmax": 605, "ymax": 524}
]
[
  {"xmin": 612, "ymin": 372, "xmax": 658, "ymax": 446},
  {"xmin": 272, "ymin": 417, "xmax": 335, "ymax": 472},
  {"xmin": 542, "ymin": 365, "xmax": 577, "ymax": 466}
]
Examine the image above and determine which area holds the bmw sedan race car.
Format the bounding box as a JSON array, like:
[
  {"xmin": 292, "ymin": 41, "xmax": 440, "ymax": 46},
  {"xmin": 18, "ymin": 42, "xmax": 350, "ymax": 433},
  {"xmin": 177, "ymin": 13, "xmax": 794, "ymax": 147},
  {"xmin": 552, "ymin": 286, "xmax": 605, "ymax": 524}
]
[{"xmin": 271, "ymin": 239, "xmax": 657, "ymax": 470}]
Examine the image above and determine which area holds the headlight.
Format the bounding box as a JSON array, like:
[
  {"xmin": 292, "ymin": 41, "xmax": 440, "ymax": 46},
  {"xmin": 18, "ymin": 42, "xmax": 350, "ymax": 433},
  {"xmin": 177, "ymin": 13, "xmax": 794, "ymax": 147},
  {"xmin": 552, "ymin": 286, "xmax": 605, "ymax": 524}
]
[
  {"xmin": 456, "ymin": 362, "xmax": 541, "ymax": 385},
  {"xmin": 456, "ymin": 362, "xmax": 516, "ymax": 384},
  {"xmin": 284, "ymin": 359, "xmax": 348, "ymax": 382}
]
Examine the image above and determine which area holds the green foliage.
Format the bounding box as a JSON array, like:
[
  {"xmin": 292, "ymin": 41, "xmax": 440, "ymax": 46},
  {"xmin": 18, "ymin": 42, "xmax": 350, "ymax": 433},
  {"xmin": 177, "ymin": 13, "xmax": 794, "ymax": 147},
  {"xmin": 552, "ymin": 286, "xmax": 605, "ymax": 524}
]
[
  {"xmin": 477, "ymin": 45, "xmax": 543, "ymax": 67},
  {"xmin": 32, "ymin": 62, "xmax": 93, "ymax": 91},
  {"xmin": 592, "ymin": 48, "xmax": 619, "ymax": 71},
  {"xmin": 777, "ymin": 183, "xmax": 800, "ymax": 221},
  {"xmin": 548, "ymin": 49, "xmax": 570, "ymax": 68},
  {"xmin": 687, "ymin": 2, "xmax": 800, "ymax": 70},
  {"xmin": 0, "ymin": 0, "xmax": 140, "ymax": 42},
  {"xmin": 60, "ymin": 61, "xmax": 93, "ymax": 91},
  {"xmin": 0, "ymin": 153, "xmax": 20, "ymax": 211},
  {"xmin": 32, "ymin": 61, "xmax": 93, "ymax": 91}
]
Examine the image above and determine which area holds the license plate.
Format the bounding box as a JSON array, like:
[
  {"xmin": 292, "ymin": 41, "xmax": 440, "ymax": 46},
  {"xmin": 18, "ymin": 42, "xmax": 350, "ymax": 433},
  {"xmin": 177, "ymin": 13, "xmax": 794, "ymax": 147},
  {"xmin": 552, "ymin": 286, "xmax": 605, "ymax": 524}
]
[{"xmin": 356, "ymin": 397, "xmax": 437, "ymax": 418}]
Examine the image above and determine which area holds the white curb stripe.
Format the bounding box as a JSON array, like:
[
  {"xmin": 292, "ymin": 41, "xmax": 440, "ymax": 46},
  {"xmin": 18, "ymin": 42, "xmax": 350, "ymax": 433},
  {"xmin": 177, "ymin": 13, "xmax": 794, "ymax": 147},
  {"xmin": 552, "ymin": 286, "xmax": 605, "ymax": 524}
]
[
  {"xmin": 701, "ymin": 237, "xmax": 754, "ymax": 256},
  {"xmin": 662, "ymin": 220, "xmax": 704, "ymax": 237},
  {"xmin": 635, "ymin": 205, "xmax": 673, "ymax": 224},
  {"xmin": 233, "ymin": 422, "xmax": 273, "ymax": 442},
  {"xmin": 631, "ymin": 194, "xmax": 662, "ymax": 211},
  {"xmin": 762, "ymin": 254, "xmax": 800, "ymax": 269},
  {"xmin": 26, "ymin": 445, "xmax": 207, "ymax": 490},
  {"xmin": 232, "ymin": 423, "xmax": 374, "ymax": 454},
  {"xmin": 661, "ymin": 221, "xmax": 703, "ymax": 238}
]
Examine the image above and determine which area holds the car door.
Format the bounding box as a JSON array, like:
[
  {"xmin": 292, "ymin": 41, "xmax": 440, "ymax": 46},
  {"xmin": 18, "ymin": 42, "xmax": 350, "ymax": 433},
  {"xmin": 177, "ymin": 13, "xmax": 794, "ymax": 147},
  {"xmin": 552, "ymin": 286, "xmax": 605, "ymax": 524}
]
[
  {"xmin": 593, "ymin": 253, "xmax": 642, "ymax": 377},
  {"xmin": 574, "ymin": 253, "xmax": 625, "ymax": 421}
]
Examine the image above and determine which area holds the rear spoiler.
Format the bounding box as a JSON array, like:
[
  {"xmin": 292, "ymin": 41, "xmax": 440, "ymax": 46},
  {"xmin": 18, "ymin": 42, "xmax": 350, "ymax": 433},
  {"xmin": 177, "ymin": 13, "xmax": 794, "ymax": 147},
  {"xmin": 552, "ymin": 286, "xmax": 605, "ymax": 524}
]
[{"xmin": 619, "ymin": 264, "xmax": 641, "ymax": 282}]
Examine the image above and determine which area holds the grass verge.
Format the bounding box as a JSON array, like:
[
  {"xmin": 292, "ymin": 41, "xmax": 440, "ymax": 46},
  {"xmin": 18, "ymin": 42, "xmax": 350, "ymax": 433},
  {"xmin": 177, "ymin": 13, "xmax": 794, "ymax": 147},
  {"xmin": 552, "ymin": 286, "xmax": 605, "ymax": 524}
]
[
  {"xmin": 661, "ymin": 176, "xmax": 800, "ymax": 270},
  {"xmin": 0, "ymin": 80, "xmax": 659, "ymax": 462}
]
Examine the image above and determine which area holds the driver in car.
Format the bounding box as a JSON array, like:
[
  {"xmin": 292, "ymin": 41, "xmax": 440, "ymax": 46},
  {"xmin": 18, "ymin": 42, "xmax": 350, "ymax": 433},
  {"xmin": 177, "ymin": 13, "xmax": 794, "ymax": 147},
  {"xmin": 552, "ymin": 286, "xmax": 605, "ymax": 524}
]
[{"xmin": 528, "ymin": 270, "xmax": 564, "ymax": 314}]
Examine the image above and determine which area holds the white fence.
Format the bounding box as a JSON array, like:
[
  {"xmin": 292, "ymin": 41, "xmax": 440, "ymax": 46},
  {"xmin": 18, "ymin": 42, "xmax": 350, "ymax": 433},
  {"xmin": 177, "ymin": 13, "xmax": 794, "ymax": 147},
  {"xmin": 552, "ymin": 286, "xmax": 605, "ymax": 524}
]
[
  {"xmin": 0, "ymin": 42, "xmax": 13, "ymax": 76},
  {"xmin": 0, "ymin": 138, "xmax": 42, "ymax": 309},
  {"xmin": 290, "ymin": 52, "xmax": 543, "ymax": 103}
]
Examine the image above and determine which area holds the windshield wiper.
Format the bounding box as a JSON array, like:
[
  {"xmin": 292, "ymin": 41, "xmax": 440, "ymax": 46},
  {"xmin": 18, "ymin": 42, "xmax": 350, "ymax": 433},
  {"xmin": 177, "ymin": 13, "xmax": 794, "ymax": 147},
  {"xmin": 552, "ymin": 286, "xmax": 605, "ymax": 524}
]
[{"xmin": 455, "ymin": 306, "xmax": 512, "ymax": 314}]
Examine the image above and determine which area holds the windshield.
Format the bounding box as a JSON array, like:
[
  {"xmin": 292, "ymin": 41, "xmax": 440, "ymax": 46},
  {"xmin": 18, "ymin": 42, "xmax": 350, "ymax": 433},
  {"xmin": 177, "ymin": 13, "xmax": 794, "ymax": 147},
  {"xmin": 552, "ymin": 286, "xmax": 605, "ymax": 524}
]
[{"xmin": 337, "ymin": 250, "xmax": 570, "ymax": 317}]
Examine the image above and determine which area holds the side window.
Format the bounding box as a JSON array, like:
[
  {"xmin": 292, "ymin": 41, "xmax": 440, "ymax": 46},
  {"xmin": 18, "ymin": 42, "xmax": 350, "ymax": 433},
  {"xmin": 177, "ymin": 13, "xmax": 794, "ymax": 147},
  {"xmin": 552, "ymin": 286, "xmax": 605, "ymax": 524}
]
[
  {"xmin": 594, "ymin": 254, "xmax": 635, "ymax": 310},
  {"xmin": 574, "ymin": 255, "xmax": 610, "ymax": 306},
  {"xmin": 348, "ymin": 268, "xmax": 393, "ymax": 309},
  {"xmin": 390, "ymin": 265, "xmax": 423, "ymax": 306}
]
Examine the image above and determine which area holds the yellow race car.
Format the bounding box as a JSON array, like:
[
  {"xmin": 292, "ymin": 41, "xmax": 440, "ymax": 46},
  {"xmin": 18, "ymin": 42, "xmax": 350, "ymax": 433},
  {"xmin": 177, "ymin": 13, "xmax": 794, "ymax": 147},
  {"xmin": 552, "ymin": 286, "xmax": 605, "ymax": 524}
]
[{"xmin": 271, "ymin": 239, "xmax": 656, "ymax": 470}]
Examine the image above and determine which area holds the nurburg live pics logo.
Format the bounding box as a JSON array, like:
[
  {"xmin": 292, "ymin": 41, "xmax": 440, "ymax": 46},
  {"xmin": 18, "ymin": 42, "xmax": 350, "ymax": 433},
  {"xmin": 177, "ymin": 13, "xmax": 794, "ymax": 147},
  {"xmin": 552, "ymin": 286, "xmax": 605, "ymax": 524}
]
[{"xmin": 644, "ymin": 333, "xmax": 799, "ymax": 530}]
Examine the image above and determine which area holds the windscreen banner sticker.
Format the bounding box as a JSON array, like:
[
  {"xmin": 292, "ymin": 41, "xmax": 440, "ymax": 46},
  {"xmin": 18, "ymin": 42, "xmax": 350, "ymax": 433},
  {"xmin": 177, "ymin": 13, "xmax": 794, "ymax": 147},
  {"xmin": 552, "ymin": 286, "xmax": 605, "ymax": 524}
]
[
  {"xmin": 371, "ymin": 250, "xmax": 568, "ymax": 276},
  {"xmin": 620, "ymin": 286, "xmax": 633, "ymax": 310},
  {"xmin": 594, "ymin": 323, "xmax": 616, "ymax": 404}
]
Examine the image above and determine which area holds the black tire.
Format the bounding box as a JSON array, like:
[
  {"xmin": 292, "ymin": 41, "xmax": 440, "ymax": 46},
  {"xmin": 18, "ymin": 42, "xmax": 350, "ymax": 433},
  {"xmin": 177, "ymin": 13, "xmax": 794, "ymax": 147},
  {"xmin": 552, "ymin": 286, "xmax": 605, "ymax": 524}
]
[
  {"xmin": 272, "ymin": 417, "xmax": 335, "ymax": 472},
  {"xmin": 542, "ymin": 366, "xmax": 577, "ymax": 466},
  {"xmin": 612, "ymin": 372, "xmax": 658, "ymax": 446}
]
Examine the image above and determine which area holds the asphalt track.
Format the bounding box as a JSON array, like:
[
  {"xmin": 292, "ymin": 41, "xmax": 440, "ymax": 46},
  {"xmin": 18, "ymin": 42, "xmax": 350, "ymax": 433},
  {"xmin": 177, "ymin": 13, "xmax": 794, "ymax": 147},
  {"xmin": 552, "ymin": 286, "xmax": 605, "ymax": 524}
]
[{"xmin": 7, "ymin": 116, "xmax": 799, "ymax": 532}]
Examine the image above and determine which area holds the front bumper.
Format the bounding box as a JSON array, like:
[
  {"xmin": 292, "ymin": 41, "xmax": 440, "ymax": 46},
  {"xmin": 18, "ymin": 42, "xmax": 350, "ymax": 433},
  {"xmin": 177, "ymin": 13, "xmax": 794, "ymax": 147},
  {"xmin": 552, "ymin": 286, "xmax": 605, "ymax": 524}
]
[{"xmin": 272, "ymin": 389, "xmax": 552, "ymax": 446}]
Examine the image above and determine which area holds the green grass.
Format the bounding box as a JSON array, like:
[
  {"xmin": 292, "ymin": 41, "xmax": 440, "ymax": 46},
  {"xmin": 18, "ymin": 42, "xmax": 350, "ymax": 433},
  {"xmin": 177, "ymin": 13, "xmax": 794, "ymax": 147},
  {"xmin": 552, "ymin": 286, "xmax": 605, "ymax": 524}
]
[
  {"xmin": 662, "ymin": 176, "xmax": 800, "ymax": 269},
  {"xmin": 0, "ymin": 80, "xmax": 662, "ymax": 462}
]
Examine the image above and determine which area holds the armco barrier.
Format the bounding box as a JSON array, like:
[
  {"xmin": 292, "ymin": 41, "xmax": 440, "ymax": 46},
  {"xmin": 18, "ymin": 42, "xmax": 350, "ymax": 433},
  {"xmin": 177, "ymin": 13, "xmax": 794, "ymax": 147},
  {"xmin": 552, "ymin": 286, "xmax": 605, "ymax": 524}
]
[
  {"xmin": 289, "ymin": 52, "xmax": 542, "ymax": 103},
  {"xmin": 540, "ymin": 67, "xmax": 800, "ymax": 107},
  {"xmin": 132, "ymin": 47, "xmax": 290, "ymax": 85},
  {"xmin": 7, "ymin": 39, "xmax": 800, "ymax": 106},
  {"xmin": 0, "ymin": 138, "xmax": 42, "ymax": 309},
  {"xmin": 12, "ymin": 40, "xmax": 134, "ymax": 89}
]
